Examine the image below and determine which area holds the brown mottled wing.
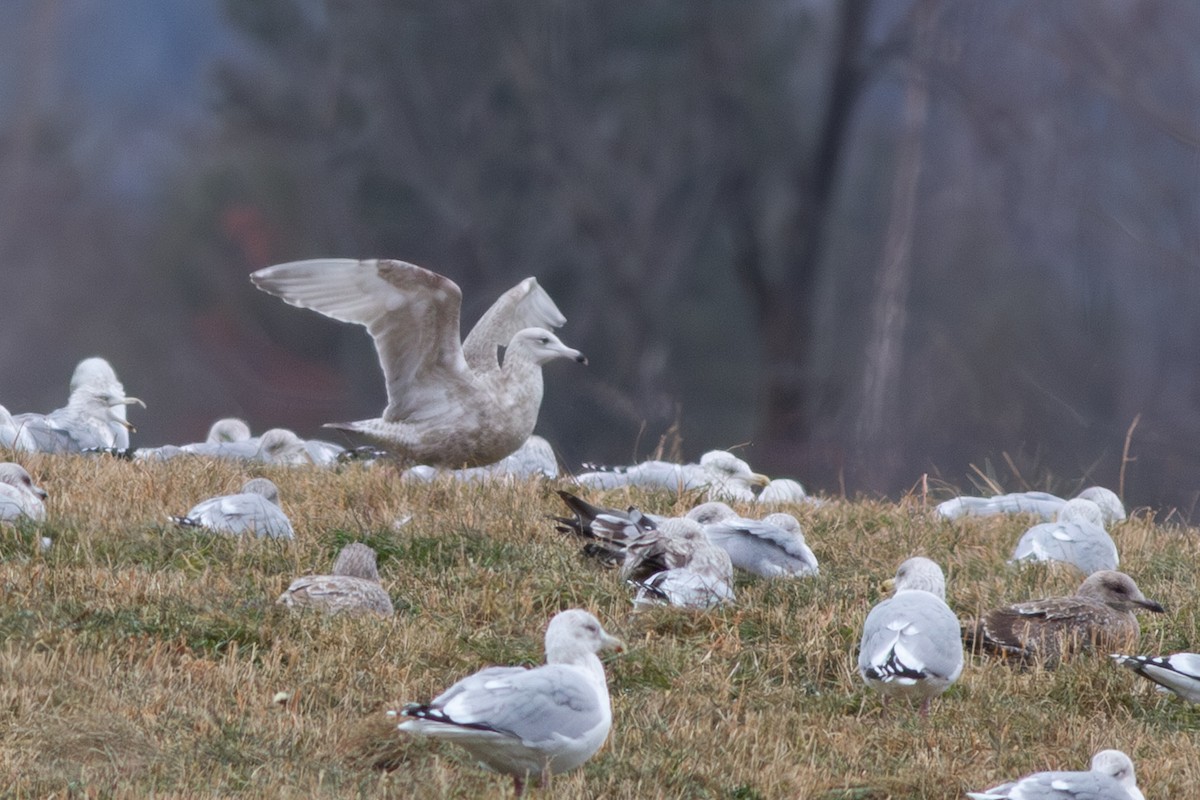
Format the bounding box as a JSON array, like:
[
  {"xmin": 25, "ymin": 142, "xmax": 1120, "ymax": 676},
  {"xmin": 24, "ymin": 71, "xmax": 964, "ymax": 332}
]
[
  {"xmin": 278, "ymin": 575, "xmax": 394, "ymax": 617},
  {"xmin": 250, "ymin": 258, "xmax": 473, "ymax": 423}
]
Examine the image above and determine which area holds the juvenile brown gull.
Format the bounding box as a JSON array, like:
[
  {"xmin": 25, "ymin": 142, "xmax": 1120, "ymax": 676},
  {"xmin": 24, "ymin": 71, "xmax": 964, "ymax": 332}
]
[
  {"xmin": 1009, "ymin": 498, "xmax": 1119, "ymax": 576},
  {"xmin": 967, "ymin": 748, "xmax": 1144, "ymax": 800},
  {"xmin": 172, "ymin": 477, "xmax": 295, "ymax": 540},
  {"xmin": 964, "ymin": 571, "xmax": 1164, "ymax": 667},
  {"xmin": 395, "ymin": 609, "xmax": 622, "ymax": 796},
  {"xmin": 251, "ymin": 258, "xmax": 584, "ymax": 467},
  {"xmin": 0, "ymin": 463, "xmax": 47, "ymax": 523},
  {"xmin": 574, "ymin": 449, "xmax": 769, "ymax": 501},
  {"xmin": 686, "ymin": 501, "xmax": 818, "ymax": 577},
  {"xmin": 1111, "ymin": 652, "xmax": 1200, "ymax": 703},
  {"xmin": 858, "ymin": 557, "xmax": 963, "ymax": 716},
  {"xmin": 277, "ymin": 542, "xmax": 393, "ymax": 616}
]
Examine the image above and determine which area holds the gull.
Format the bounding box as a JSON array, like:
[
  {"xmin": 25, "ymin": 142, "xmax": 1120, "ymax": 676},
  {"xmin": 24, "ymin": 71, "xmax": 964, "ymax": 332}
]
[
  {"xmin": 756, "ymin": 478, "xmax": 811, "ymax": 504},
  {"xmin": 403, "ymin": 435, "xmax": 558, "ymax": 482},
  {"xmin": 686, "ymin": 502, "xmax": 818, "ymax": 577},
  {"xmin": 551, "ymin": 489, "xmax": 661, "ymax": 566},
  {"xmin": 205, "ymin": 418, "xmax": 252, "ymax": 444},
  {"xmin": 0, "ymin": 463, "xmax": 47, "ymax": 523},
  {"xmin": 964, "ymin": 571, "xmax": 1165, "ymax": 667},
  {"xmin": 573, "ymin": 449, "xmax": 770, "ymax": 501},
  {"xmin": 967, "ymin": 748, "xmax": 1144, "ymax": 800},
  {"xmin": 69, "ymin": 357, "xmax": 139, "ymax": 449},
  {"xmin": 13, "ymin": 383, "xmax": 144, "ymax": 453},
  {"xmin": 858, "ymin": 557, "xmax": 963, "ymax": 716},
  {"xmin": 171, "ymin": 478, "xmax": 295, "ymax": 539},
  {"xmin": 396, "ymin": 609, "xmax": 622, "ymax": 796},
  {"xmin": 182, "ymin": 428, "xmax": 315, "ymax": 465},
  {"xmin": 1111, "ymin": 652, "xmax": 1200, "ymax": 704},
  {"xmin": 0, "ymin": 405, "xmax": 36, "ymax": 452},
  {"xmin": 278, "ymin": 542, "xmax": 393, "ymax": 616},
  {"xmin": 623, "ymin": 518, "xmax": 735, "ymax": 609},
  {"xmin": 251, "ymin": 258, "xmax": 584, "ymax": 467},
  {"xmin": 936, "ymin": 486, "xmax": 1126, "ymax": 525},
  {"xmin": 1009, "ymin": 498, "xmax": 1119, "ymax": 576}
]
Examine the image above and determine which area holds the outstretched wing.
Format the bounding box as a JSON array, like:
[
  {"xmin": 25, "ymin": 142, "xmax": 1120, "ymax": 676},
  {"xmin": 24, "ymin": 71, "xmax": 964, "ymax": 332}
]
[
  {"xmin": 251, "ymin": 259, "xmax": 473, "ymax": 422},
  {"xmin": 462, "ymin": 277, "xmax": 567, "ymax": 372}
]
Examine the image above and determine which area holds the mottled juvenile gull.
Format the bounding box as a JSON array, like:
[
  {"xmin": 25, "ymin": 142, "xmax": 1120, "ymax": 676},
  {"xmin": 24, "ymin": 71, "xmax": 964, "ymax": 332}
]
[
  {"xmin": 172, "ymin": 477, "xmax": 295, "ymax": 540},
  {"xmin": 858, "ymin": 557, "xmax": 963, "ymax": 716},
  {"xmin": 0, "ymin": 463, "xmax": 47, "ymax": 523},
  {"xmin": 967, "ymin": 749, "xmax": 1144, "ymax": 800},
  {"xmin": 626, "ymin": 518, "xmax": 735, "ymax": 609},
  {"xmin": 278, "ymin": 542, "xmax": 392, "ymax": 616},
  {"xmin": 404, "ymin": 435, "xmax": 558, "ymax": 482},
  {"xmin": 574, "ymin": 449, "xmax": 769, "ymax": 501},
  {"xmin": 69, "ymin": 357, "xmax": 139, "ymax": 449},
  {"xmin": 251, "ymin": 258, "xmax": 584, "ymax": 467},
  {"xmin": 1111, "ymin": 652, "xmax": 1200, "ymax": 703},
  {"xmin": 687, "ymin": 502, "xmax": 818, "ymax": 577},
  {"xmin": 964, "ymin": 571, "xmax": 1164, "ymax": 667},
  {"xmin": 937, "ymin": 486, "xmax": 1126, "ymax": 525},
  {"xmin": 1009, "ymin": 498, "xmax": 1119, "ymax": 576},
  {"xmin": 396, "ymin": 609, "xmax": 622, "ymax": 796}
]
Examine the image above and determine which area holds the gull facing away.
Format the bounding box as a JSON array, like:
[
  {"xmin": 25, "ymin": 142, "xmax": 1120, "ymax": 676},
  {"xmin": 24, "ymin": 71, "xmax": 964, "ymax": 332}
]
[
  {"xmin": 0, "ymin": 463, "xmax": 47, "ymax": 523},
  {"xmin": 1111, "ymin": 652, "xmax": 1200, "ymax": 703},
  {"xmin": 858, "ymin": 557, "xmax": 963, "ymax": 716},
  {"xmin": 1009, "ymin": 498, "xmax": 1119, "ymax": 576},
  {"xmin": 278, "ymin": 542, "xmax": 393, "ymax": 616},
  {"xmin": 967, "ymin": 749, "xmax": 1144, "ymax": 800},
  {"xmin": 626, "ymin": 518, "xmax": 735, "ymax": 610},
  {"xmin": 251, "ymin": 258, "xmax": 584, "ymax": 467},
  {"xmin": 687, "ymin": 502, "xmax": 819, "ymax": 577},
  {"xmin": 573, "ymin": 449, "xmax": 770, "ymax": 502},
  {"xmin": 171, "ymin": 478, "xmax": 295, "ymax": 540},
  {"xmin": 396, "ymin": 609, "xmax": 623, "ymax": 796},
  {"xmin": 964, "ymin": 571, "xmax": 1165, "ymax": 667},
  {"xmin": 936, "ymin": 486, "xmax": 1126, "ymax": 525}
]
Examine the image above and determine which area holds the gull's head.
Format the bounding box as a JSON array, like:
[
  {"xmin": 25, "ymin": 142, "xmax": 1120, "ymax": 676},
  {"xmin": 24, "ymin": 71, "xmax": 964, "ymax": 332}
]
[
  {"xmin": 1078, "ymin": 571, "xmax": 1165, "ymax": 614},
  {"xmin": 883, "ymin": 556, "xmax": 946, "ymax": 599},
  {"xmin": 207, "ymin": 417, "xmax": 252, "ymax": 444},
  {"xmin": 69, "ymin": 357, "xmax": 121, "ymax": 393},
  {"xmin": 508, "ymin": 328, "xmax": 587, "ymax": 366},
  {"xmin": 699, "ymin": 450, "xmax": 770, "ymax": 490},
  {"xmin": 0, "ymin": 462, "xmax": 47, "ymax": 501},
  {"xmin": 686, "ymin": 501, "xmax": 736, "ymax": 526},
  {"xmin": 1076, "ymin": 486, "xmax": 1127, "ymax": 524},
  {"xmin": 241, "ymin": 477, "xmax": 281, "ymax": 505},
  {"xmin": 544, "ymin": 609, "xmax": 624, "ymax": 664},
  {"xmin": 1056, "ymin": 497, "xmax": 1105, "ymax": 527},
  {"xmin": 762, "ymin": 512, "xmax": 804, "ymax": 539},
  {"xmin": 256, "ymin": 429, "xmax": 313, "ymax": 465},
  {"xmin": 332, "ymin": 542, "xmax": 382, "ymax": 581},
  {"xmin": 1090, "ymin": 749, "xmax": 1140, "ymax": 795}
]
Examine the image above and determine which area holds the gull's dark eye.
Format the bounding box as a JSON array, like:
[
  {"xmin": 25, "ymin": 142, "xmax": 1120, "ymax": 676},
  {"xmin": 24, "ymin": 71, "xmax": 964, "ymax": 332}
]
[{"xmin": 539, "ymin": 337, "xmax": 549, "ymax": 344}]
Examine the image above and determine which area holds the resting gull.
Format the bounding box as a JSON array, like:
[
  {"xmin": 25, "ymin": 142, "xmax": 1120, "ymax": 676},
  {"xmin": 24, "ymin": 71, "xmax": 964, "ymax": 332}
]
[
  {"xmin": 687, "ymin": 502, "xmax": 818, "ymax": 577},
  {"xmin": 395, "ymin": 609, "xmax": 622, "ymax": 796},
  {"xmin": 206, "ymin": 417, "xmax": 253, "ymax": 444},
  {"xmin": 251, "ymin": 258, "xmax": 584, "ymax": 467},
  {"xmin": 278, "ymin": 542, "xmax": 393, "ymax": 616},
  {"xmin": 937, "ymin": 486, "xmax": 1126, "ymax": 525},
  {"xmin": 1111, "ymin": 652, "xmax": 1200, "ymax": 704},
  {"xmin": 551, "ymin": 490, "xmax": 660, "ymax": 566},
  {"xmin": 69, "ymin": 357, "xmax": 139, "ymax": 450},
  {"xmin": 756, "ymin": 478, "xmax": 811, "ymax": 504},
  {"xmin": 626, "ymin": 518, "xmax": 735, "ymax": 609},
  {"xmin": 574, "ymin": 449, "xmax": 770, "ymax": 501},
  {"xmin": 0, "ymin": 405, "xmax": 36, "ymax": 452},
  {"xmin": 13, "ymin": 382, "xmax": 144, "ymax": 453},
  {"xmin": 967, "ymin": 748, "xmax": 1144, "ymax": 800},
  {"xmin": 964, "ymin": 571, "xmax": 1164, "ymax": 667},
  {"xmin": 0, "ymin": 463, "xmax": 47, "ymax": 523},
  {"xmin": 1009, "ymin": 498, "xmax": 1119, "ymax": 576},
  {"xmin": 404, "ymin": 435, "xmax": 558, "ymax": 483},
  {"xmin": 858, "ymin": 557, "xmax": 963, "ymax": 716},
  {"xmin": 172, "ymin": 477, "xmax": 295, "ymax": 540}
]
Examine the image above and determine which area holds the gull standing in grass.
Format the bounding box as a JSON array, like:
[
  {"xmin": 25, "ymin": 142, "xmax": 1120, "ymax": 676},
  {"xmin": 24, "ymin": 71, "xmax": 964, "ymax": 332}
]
[
  {"xmin": 1009, "ymin": 498, "xmax": 1119, "ymax": 576},
  {"xmin": 964, "ymin": 571, "xmax": 1165, "ymax": 667},
  {"xmin": 1111, "ymin": 652, "xmax": 1200, "ymax": 703},
  {"xmin": 278, "ymin": 543, "xmax": 393, "ymax": 616},
  {"xmin": 395, "ymin": 609, "xmax": 622, "ymax": 796},
  {"xmin": 172, "ymin": 477, "xmax": 295, "ymax": 540},
  {"xmin": 687, "ymin": 502, "xmax": 818, "ymax": 577},
  {"xmin": 966, "ymin": 748, "xmax": 1144, "ymax": 800},
  {"xmin": 573, "ymin": 449, "xmax": 770, "ymax": 501},
  {"xmin": 0, "ymin": 463, "xmax": 47, "ymax": 523},
  {"xmin": 251, "ymin": 258, "xmax": 583, "ymax": 467},
  {"xmin": 858, "ymin": 557, "xmax": 963, "ymax": 717}
]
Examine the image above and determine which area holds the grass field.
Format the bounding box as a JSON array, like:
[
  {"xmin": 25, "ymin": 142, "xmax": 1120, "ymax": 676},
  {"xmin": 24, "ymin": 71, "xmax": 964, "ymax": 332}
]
[{"xmin": 2, "ymin": 452, "xmax": 1198, "ymax": 798}]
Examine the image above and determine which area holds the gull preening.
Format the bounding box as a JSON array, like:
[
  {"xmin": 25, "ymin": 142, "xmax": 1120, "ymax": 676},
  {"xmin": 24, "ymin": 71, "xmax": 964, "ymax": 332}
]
[
  {"xmin": 395, "ymin": 609, "xmax": 622, "ymax": 796},
  {"xmin": 625, "ymin": 517, "xmax": 736, "ymax": 609},
  {"xmin": 964, "ymin": 571, "xmax": 1165, "ymax": 667},
  {"xmin": 278, "ymin": 542, "xmax": 393, "ymax": 616},
  {"xmin": 1009, "ymin": 498, "xmax": 1119, "ymax": 576},
  {"xmin": 966, "ymin": 748, "xmax": 1144, "ymax": 800},
  {"xmin": 0, "ymin": 463, "xmax": 48, "ymax": 523},
  {"xmin": 1111, "ymin": 652, "xmax": 1200, "ymax": 703},
  {"xmin": 251, "ymin": 258, "xmax": 584, "ymax": 467},
  {"xmin": 172, "ymin": 477, "xmax": 295, "ymax": 540},
  {"xmin": 686, "ymin": 502, "xmax": 818, "ymax": 577},
  {"xmin": 858, "ymin": 557, "xmax": 963, "ymax": 716}
]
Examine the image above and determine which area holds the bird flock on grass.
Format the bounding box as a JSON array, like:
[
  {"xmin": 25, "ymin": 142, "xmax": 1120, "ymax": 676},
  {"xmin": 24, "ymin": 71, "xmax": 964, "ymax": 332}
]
[{"xmin": 0, "ymin": 258, "xmax": 1184, "ymax": 797}]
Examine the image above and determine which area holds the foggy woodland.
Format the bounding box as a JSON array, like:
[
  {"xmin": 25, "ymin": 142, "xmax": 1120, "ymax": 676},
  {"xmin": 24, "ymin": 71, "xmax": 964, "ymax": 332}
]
[{"xmin": 2, "ymin": 1, "xmax": 1199, "ymax": 512}]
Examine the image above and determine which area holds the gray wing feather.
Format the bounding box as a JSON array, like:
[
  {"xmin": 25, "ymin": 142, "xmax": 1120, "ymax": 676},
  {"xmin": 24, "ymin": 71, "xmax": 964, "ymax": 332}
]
[{"xmin": 433, "ymin": 665, "xmax": 603, "ymax": 743}]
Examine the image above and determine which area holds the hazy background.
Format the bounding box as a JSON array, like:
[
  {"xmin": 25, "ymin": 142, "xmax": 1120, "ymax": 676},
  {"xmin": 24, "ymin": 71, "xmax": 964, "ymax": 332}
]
[{"xmin": 2, "ymin": 0, "xmax": 1199, "ymax": 512}]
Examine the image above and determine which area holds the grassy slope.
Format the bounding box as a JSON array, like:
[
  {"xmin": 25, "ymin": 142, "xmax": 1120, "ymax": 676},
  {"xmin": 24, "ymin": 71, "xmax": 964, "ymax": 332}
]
[{"xmin": 2, "ymin": 453, "xmax": 1199, "ymax": 798}]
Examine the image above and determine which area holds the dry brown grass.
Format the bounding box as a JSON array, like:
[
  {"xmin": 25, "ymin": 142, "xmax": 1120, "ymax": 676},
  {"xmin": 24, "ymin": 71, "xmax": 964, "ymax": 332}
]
[{"xmin": 2, "ymin": 453, "xmax": 1200, "ymax": 798}]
